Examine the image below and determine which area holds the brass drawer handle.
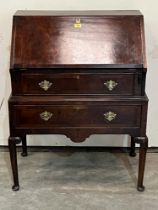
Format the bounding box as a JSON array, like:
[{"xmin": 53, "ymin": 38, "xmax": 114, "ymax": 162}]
[
  {"xmin": 39, "ymin": 80, "xmax": 52, "ymax": 91},
  {"xmin": 104, "ymin": 111, "xmax": 117, "ymax": 122},
  {"xmin": 40, "ymin": 111, "xmax": 53, "ymax": 121},
  {"xmin": 104, "ymin": 80, "xmax": 118, "ymax": 91}
]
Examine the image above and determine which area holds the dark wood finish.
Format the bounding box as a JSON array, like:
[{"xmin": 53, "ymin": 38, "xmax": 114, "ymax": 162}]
[
  {"xmin": 21, "ymin": 135, "xmax": 27, "ymax": 157},
  {"xmin": 10, "ymin": 11, "xmax": 146, "ymax": 69},
  {"xmin": 9, "ymin": 96, "xmax": 147, "ymax": 142},
  {"xmin": 8, "ymin": 10, "xmax": 148, "ymax": 191},
  {"xmin": 135, "ymin": 136, "xmax": 148, "ymax": 191},
  {"xmin": 8, "ymin": 137, "xmax": 21, "ymax": 191},
  {"xmin": 11, "ymin": 71, "xmax": 142, "ymax": 96},
  {"xmin": 130, "ymin": 137, "xmax": 136, "ymax": 157},
  {"xmin": 12, "ymin": 104, "xmax": 141, "ymax": 128}
]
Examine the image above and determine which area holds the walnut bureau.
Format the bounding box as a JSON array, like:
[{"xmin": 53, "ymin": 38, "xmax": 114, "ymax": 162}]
[{"xmin": 8, "ymin": 10, "xmax": 148, "ymax": 191}]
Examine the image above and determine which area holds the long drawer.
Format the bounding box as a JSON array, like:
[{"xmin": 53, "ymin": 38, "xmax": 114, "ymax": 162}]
[
  {"xmin": 11, "ymin": 104, "xmax": 141, "ymax": 129},
  {"xmin": 11, "ymin": 72, "xmax": 141, "ymax": 96}
]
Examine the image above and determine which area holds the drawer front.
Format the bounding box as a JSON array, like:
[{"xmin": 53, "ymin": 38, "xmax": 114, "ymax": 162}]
[
  {"xmin": 12, "ymin": 72, "xmax": 138, "ymax": 95},
  {"xmin": 13, "ymin": 105, "xmax": 141, "ymax": 129}
]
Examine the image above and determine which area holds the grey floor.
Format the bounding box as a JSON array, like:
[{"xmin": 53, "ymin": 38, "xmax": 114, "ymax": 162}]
[{"xmin": 0, "ymin": 150, "xmax": 158, "ymax": 210}]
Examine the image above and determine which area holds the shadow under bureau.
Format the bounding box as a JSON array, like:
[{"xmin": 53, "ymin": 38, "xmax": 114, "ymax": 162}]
[{"xmin": 8, "ymin": 10, "xmax": 148, "ymax": 191}]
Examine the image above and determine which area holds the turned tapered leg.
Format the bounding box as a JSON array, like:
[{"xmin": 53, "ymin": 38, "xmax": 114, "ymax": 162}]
[
  {"xmin": 135, "ymin": 136, "xmax": 148, "ymax": 192},
  {"xmin": 8, "ymin": 137, "xmax": 21, "ymax": 191},
  {"xmin": 21, "ymin": 135, "xmax": 28, "ymax": 157},
  {"xmin": 129, "ymin": 137, "xmax": 136, "ymax": 157}
]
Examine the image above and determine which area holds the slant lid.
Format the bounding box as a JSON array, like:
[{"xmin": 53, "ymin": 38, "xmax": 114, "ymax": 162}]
[{"xmin": 10, "ymin": 10, "xmax": 146, "ymax": 69}]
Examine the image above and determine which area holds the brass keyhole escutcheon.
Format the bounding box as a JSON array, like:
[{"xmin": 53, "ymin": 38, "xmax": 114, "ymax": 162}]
[
  {"xmin": 39, "ymin": 80, "xmax": 52, "ymax": 91},
  {"xmin": 76, "ymin": 18, "xmax": 81, "ymax": 24},
  {"xmin": 104, "ymin": 111, "xmax": 117, "ymax": 122},
  {"xmin": 74, "ymin": 18, "xmax": 82, "ymax": 28},
  {"xmin": 104, "ymin": 80, "xmax": 118, "ymax": 91}
]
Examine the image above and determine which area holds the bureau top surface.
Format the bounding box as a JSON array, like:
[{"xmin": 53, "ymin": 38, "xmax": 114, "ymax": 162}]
[
  {"xmin": 10, "ymin": 10, "xmax": 146, "ymax": 69},
  {"xmin": 15, "ymin": 10, "xmax": 142, "ymax": 16}
]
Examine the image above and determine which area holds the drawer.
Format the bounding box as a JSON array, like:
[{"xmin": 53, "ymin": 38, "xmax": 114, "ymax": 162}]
[
  {"xmin": 12, "ymin": 72, "xmax": 140, "ymax": 95},
  {"xmin": 12, "ymin": 104, "xmax": 141, "ymax": 129}
]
